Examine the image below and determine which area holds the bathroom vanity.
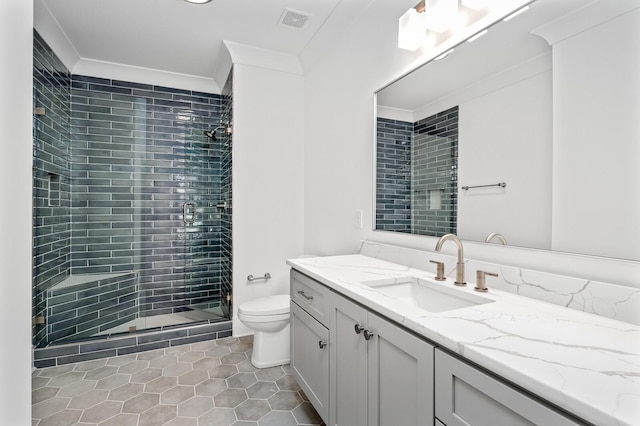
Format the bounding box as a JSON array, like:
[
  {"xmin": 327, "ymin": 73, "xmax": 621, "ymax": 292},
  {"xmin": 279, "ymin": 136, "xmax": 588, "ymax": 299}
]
[{"xmin": 288, "ymin": 251, "xmax": 639, "ymax": 426}]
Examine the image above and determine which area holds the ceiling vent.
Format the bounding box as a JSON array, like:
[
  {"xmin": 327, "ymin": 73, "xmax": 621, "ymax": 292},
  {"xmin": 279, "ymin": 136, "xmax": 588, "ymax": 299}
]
[{"xmin": 279, "ymin": 8, "xmax": 311, "ymax": 30}]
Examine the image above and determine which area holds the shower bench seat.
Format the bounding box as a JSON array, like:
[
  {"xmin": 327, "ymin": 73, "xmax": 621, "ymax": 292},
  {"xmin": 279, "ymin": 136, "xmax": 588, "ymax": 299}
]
[{"xmin": 45, "ymin": 272, "xmax": 138, "ymax": 343}]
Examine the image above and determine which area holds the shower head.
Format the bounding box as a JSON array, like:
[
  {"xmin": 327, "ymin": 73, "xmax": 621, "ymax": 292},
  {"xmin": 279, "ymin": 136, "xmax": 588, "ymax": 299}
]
[
  {"xmin": 203, "ymin": 128, "xmax": 218, "ymax": 141},
  {"xmin": 204, "ymin": 124, "xmax": 232, "ymax": 142}
]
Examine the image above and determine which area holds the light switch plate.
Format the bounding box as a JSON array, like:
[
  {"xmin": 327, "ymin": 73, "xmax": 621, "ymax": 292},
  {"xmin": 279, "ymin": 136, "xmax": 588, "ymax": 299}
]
[{"xmin": 354, "ymin": 210, "xmax": 363, "ymax": 229}]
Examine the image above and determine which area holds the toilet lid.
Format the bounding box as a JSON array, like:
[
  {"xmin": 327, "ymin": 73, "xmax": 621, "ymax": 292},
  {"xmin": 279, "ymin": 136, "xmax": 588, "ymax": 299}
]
[{"xmin": 238, "ymin": 294, "xmax": 290, "ymax": 316}]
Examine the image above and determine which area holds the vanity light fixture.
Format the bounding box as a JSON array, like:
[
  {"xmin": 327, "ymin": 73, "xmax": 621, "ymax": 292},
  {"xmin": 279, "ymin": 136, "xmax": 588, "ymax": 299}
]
[
  {"xmin": 184, "ymin": 0, "xmax": 212, "ymax": 4},
  {"xmin": 398, "ymin": 7, "xmax": 427, "ymax": 51},
  {"xmin": 503, "ymin": 6, "xmax": 529, "ymax": 21},
  {"xmin": 396, "ymin": 0, "xmax": 493, "ymax": 51},
  {"xmin": 424, "ymin": 0, "xmax": 458, "ymax": 33},
  {"xmin": 467, "ymin": 29, "xmax": 488, "ymax": 42}
]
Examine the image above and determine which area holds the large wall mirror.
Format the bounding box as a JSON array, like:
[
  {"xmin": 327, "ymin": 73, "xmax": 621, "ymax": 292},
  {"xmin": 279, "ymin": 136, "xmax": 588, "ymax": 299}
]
[{"xmin": 374, "ymin": 0, "xmax": 639, "ymax": 261}]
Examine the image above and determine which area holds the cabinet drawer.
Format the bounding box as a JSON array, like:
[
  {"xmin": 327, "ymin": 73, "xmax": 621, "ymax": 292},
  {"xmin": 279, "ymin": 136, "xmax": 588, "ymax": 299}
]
[
  {"xmin": 435, "ymin": 349, "xmax": 585, "ymax": 426},
  {"xmin": 291, "ymin": 270, "xmax": 330, "ymax": 326}
]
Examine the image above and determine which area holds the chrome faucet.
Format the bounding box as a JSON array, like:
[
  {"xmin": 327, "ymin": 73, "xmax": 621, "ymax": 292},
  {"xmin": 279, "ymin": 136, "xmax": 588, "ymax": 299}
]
[
  {"xmin": 484, "ymin": 232, "xmax": 507, "ymax": 245},
  {"xmin": 435, "ymin": 234, "xmax": 466, "ymax": 286}
]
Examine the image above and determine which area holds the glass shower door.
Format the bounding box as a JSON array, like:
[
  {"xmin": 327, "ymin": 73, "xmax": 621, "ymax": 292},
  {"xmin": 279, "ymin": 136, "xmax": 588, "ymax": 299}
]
[{"xmin": 181, "ymin": 80, "xmax": 233, "ymax": 321}]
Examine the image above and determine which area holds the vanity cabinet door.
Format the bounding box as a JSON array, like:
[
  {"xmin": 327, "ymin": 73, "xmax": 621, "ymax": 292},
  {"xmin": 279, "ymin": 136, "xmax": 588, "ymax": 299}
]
[
  {"xmin": 330, "ymin": 293, "xmax": 435, "ymax": 426},
  {"xmin": 435, "ymin": 349, "xmax": 585, "ymax": 426},
  {"xmin": 330, "ymin": 293, "xmax": 369, "ymax": 426},
  {"xmin": 367, "ymin": 312, "xmax": 434, "ymax": 426},
  {"xmin": 290, "ymin": 301, "xmax": 329, "ymax": 423}
]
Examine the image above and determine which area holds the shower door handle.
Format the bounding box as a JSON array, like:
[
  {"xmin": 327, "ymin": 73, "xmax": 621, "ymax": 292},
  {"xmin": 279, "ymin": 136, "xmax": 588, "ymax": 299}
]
[{"xmin": 183, "ymin": 203, "xmax": 196, "ymax": 225}]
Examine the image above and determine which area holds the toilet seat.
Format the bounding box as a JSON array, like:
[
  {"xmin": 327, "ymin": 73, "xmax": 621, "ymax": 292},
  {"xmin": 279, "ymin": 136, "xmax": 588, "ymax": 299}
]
[
  {"xmin": 238, "ymin": 294, "xmax": 289, "ymax": 316},
  {"xmin": 238, "ymin": 312, "xmax": 289, "ymax": 323}
]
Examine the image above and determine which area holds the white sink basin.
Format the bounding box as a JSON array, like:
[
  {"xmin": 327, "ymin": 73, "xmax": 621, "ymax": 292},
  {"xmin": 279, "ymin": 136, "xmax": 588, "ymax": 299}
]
[{"xmin": 362, "ymin": 276, "xmax": 493, "ymax": 313}]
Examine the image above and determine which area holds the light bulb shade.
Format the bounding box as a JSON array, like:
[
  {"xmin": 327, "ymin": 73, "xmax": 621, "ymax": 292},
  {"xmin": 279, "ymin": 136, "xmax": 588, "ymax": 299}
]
[
  {"xmin": 398, "ymin": 8, "xmax": 427, "ymax": 51},
  {"xmin": 425, "ymin": 0, "xmax": 458, "ymax": 33},
  {"xmin": 461, "ymin": 0, "xmax": 486, "ymax": 11}
]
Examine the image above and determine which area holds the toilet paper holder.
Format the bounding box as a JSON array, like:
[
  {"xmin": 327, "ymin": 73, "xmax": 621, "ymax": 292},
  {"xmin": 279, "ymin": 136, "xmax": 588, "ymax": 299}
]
[{"xmin": 247, "ymin": 272, "xmax": 271, "ymax": 282}]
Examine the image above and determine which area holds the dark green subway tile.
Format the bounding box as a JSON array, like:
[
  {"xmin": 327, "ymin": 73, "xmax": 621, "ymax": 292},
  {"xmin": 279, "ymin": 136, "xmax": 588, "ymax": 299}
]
[
  {"xmin": 112, "ymin": 79, "xmax": 153, "ymax": 90},
  {"xmin": 137, "ymin": 329, "xmax": 187, "ymax": 344},
  {"xmin": 79, "ymin": 336, "xmax": 137, "ymax": 353}
]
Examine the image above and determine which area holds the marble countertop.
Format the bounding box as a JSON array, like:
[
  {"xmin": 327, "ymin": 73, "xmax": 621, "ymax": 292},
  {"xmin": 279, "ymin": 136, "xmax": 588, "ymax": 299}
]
[{"xmin": 286, "ymin": 254, "xmax": 640, "ymax": 426}]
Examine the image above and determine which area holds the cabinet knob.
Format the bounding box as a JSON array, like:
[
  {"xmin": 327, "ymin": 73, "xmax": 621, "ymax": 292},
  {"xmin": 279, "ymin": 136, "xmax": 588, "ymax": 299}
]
[
  {"xmin": 363, "ymin": 329, "xmax": 375, "ymax": 341},
  {"xmin": 318, "ymin": 340, "xmax": 327, "ymax": 349},
  {"xmin": 354, "ymin": 324, "xmax": 365, "ymax": 334}
]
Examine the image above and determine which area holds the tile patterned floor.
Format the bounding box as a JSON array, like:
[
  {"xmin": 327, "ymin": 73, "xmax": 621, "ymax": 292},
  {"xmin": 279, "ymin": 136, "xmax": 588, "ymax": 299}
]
[{"xmin": 32, "ymin": 336, "xmax": 324, "ymax": 426}]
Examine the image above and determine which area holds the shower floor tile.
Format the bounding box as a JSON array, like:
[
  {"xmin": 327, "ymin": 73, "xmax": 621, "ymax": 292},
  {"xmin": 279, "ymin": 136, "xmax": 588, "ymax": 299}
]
[{"xmin": 32, "ymin": 335, "xmax": 324, "ymax": 426}]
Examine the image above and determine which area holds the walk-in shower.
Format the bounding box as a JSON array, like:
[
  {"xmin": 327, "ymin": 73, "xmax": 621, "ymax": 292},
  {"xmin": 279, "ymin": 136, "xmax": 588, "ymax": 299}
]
[{"xmin": 32, "ymin": 30, "xmax": 233, "ymax": 353}]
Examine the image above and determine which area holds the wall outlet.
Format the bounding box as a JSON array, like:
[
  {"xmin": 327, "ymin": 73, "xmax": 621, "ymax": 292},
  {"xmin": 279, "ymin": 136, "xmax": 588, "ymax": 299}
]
[{"xmin": 354, "ymin": 210, "xmax": 363, "ymax": 229}]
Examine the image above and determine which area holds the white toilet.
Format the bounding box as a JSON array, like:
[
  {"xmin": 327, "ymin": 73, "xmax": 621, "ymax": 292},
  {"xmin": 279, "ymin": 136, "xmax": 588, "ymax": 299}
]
[{"xmin": 238, "ymin": 294, "xmax": 290, "ymax": 368}]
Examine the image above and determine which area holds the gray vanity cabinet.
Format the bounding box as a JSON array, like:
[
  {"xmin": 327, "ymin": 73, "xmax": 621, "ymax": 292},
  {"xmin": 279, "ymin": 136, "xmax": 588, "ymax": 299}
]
[
  {"xmin": 290, "ymin": 270, "xmax": 331, "ymax": 423},
  {"xmin": 434, "ymin": 349, "xmax": 584, "ymax": 426},
  {"xmin": 330, "ymin": 293, "xmax": 435, "ymax": 426},
  {"xmin": 291, "ymin": 269, "xmax": 591, "ymax": 426}
]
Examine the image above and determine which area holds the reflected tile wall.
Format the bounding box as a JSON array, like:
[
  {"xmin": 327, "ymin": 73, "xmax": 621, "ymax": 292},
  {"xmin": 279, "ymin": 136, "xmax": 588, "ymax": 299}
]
[
  {"xmin": 412, "ymin": 106, "xmax": 458, "ymax": 237},
  {"xmin": 376, "ymin": 118, "xmax": 412, "ymax": 232},
  {"xmin": 375, "ymin": 106, "xmax": 459, "ymax": 236}
]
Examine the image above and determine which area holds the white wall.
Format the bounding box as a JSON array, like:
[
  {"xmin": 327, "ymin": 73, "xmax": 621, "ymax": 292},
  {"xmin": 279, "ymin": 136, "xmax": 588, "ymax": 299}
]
[
  {"xmin": 458, "ymin": 70, "xmax": 552, "ymax": 249},
  {"xmin": 0, "ymin": 0, "xmax": 34, "ymax": 424},
  {"xmin": 231, "ymin": 62, "xmax": 305, "ymax": 335},
  {"xmin": 551, "ymin": 8, "xmax": 640, "ymax": 260}
]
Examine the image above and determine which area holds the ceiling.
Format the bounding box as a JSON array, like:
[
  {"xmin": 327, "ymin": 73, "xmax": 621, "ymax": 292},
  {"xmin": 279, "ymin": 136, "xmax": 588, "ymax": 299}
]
[{"xmin": 37, "ymin": 0, "xmax": 375, "ymax": 84}]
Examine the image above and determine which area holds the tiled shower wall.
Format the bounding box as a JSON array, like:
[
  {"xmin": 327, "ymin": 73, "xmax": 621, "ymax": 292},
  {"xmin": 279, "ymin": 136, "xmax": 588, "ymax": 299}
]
[
  {"xmin": 376, "ymin": 106, "xmax": 459, "ymax": 236},
  {"xmin": 32, "ymin": 31, "xmax": 72, "ymax": 346},
  {"xmin": 69, "ymin": 75, "xmax": 224, "ymax": 320},
  {"xmin": 33, "ymin": 30, "xmax": 231, "ymax": 347},
  {"xmin": 376, "ymin": 118, "xmax": 413, "ymax": 232}
]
